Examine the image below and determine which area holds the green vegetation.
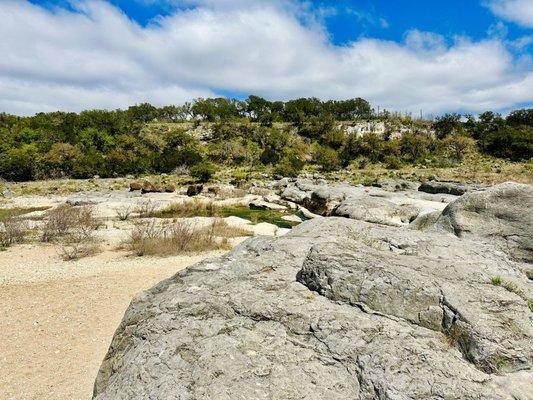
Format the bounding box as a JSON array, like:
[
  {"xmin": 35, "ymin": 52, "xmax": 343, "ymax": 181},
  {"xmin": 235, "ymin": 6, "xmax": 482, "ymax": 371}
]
[
  {"xmin": 153, "ymin": 200, "xmax": 299, "ymax": 229},
  {"xmin": 490, "ymin": 276, "xmax": 502, "ymax": 286},
  {"xmin": 490, "ymin": 276, "xmax": 533, "ymax": 314},
  {"xmin": 0, "ymin": 97, "xmax": 531, "ymax": 183},
  {"xmin": 0, "ymin": 207, "xmax": 49, "ymax": 221}
]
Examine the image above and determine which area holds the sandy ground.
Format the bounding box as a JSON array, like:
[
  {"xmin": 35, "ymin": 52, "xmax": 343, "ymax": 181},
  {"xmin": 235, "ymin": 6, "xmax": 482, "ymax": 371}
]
[
  {"xmin": 0, "ymin": 188, "xmax": 287, "ymax": 399},
  {"xmin": 0, "ymin": 244, "xmax": 226, "ymax": 400}
]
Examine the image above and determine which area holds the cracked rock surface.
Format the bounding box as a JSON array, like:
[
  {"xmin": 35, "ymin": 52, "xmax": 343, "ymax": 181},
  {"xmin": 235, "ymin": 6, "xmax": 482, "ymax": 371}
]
[{"xmin": 94, "ymin": 183, "xmax": 533, "ymax": 400}]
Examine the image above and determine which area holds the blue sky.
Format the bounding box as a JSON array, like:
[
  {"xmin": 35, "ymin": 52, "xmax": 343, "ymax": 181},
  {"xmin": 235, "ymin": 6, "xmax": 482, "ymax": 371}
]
[
  {"xmin": 3, "ymin": 0, "xmax": 532, "ymax": 115},
  {"xmin": 30, "ymin": 0, "xmax": 533, "ymax": 45}
]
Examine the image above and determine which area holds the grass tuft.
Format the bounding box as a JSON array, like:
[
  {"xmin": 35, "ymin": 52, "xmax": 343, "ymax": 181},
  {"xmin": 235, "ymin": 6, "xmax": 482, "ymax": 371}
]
[
  {"xmin": 126, "ymin": 218, "xmax": 248, "ymax": 257},
  {"xmin": 490, "ymin": 276, "xmax": 502, "ymax": 286}
]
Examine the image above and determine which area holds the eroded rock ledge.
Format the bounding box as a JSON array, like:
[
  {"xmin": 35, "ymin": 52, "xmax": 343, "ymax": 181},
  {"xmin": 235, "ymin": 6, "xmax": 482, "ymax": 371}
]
[{"xmin": 93, "ymin": 182, "xmax": 533, "ymax": 400}]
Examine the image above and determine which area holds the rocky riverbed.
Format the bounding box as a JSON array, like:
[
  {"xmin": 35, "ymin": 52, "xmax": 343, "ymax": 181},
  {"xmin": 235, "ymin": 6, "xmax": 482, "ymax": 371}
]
[{"xmin": 93, "ymin": 180, "xmax": 533, "ymax": 399}]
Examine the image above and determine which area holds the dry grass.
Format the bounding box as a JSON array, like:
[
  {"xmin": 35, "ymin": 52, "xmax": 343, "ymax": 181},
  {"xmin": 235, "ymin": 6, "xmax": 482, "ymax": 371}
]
[
  {"xmin": 209, "ymin": 218, "xmax": 253, "ymax": 237},
  {"xmin": 0, "ymin": 215, "xmax": 29, "ymax": 248},
  {"xmin": 41, "ymin": 205, "xmax": 102, "ymax": 260},
  {"xmin": 339, "ymin": 154, "xmax": 533, "ymax": 186},
  {"xmin": 154, "ymin": 199, "xmax": 217, "ymax": 218},
  {"xmin": 42, "ymin": 205, "xmax": 100, "ymax": 242},
  {"xmin": 126, "ymin": 218, "xmax": 250, "ymax": 257},
  {"xmin": 136, "ymin": 200, "xmax": 158, "ymax": 218},
  {"xmin": 115, "ymin": 205, "xmax": 133, "ymax": 221}
]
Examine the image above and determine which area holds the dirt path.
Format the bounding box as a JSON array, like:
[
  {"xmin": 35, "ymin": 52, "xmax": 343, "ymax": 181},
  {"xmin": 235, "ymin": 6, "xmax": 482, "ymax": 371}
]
[{"xmin": 0, "ymin": 245, "xmax": 223, "ymax": 400}]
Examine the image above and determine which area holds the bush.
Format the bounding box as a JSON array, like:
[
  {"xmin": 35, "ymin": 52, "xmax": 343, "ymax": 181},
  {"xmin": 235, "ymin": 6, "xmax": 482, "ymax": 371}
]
[
  {"xmin": 273, "ymin": 155, "xmax": 304, "ymax": 177},
  {"xmin": 399, "ymin": 132, "xmax": 434, "ymax": 162},
  {"xmin": 340, "ymin": 133, "xmax": 386, "ymax": 164},
  {"xmin": 321, "ymin": 128, "xmax": 345, "ymax": 150},
  {"xmin": 42, "ymin": 143, "xmax": 82, "ymax": 178},
  {"xmin": 41, "ymin": 204, "xmax": 101, "ymax": 260},
  {"xmin": 42, "ymin": 205, "xmax": 100, "ymax": 243},
  {"xmin": 384, "ymin": 155, "xmax": 403, "ymax": 170},
  {"xmin": 480, "ymin": 126, "xmax": 533, "ymax": 161},
  {"xmin": 438, "ymin": 134, "xmax": 476, "ymax": 161},
  {"xmin": 313, "ymin": 144, "xmax": 342, "ymax": 172},
  {"xmin": 115, "ymin": 205, "xmax": 133, "ymax": 221},
  {"xmin": 136, "ymin": 200, "xmax": 158, "ymax": 218},
  {"xmin": 0, "ymin": 144, "xmax": 40, "ymax": 181},
  {"xmin": 190, "ymin": 161, "xmax": 215, "ymax": 183},
  {"xmin": 0, "ymin": 214, "xmax": 29, "ymax": 247},
  {"xmin": 127, "ymin": 219, "xmax": 243, "ymax": 256},
  {"xmin": 434, "ymin": 113, "xmax": 462, "ymax": 139}
]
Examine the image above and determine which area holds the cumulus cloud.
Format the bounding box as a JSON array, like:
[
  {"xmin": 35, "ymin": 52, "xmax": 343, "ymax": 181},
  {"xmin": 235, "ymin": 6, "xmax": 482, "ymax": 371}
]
[
  {"xmin": 0, "ymin": 0, "xmax": 532, "ymax": 115},
  {"xmin": 487, "ymin": 0, "xmax": 533, "ymax": 28}
]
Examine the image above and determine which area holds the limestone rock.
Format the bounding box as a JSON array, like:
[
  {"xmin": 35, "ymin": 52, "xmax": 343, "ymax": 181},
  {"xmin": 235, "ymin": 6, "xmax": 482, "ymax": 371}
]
[
  {"xmin": 334, "ymin": 195, "xmax": 420, "ymax": 226},
  {"xmin": 433, "ymin": 182, "xmax": 533, "ymax": 262},
  {"xmin": 249, "ymin": 200, "xmax": 286, "ymax": 211},
  {"xmin": 164, "ymin": 185, "xmax": 176, "ymax": 193},
  {"xmin": 129, "ymin": 181, "xmax": 142, "ymax": 191},
  {"xmin": 141, "ymin": 180, "xmax": 161, "ymax": 194},
  {"xmin": 186, "ymin": 184, "xmax": 204, "ymax": 197},
  {"xmin": 419, "ymin": 180, "xmax": 483, "ymax": 196},
  {"xmin": 374, "ymin": 179, "xmax": 420, "ymax": 192},
  {"xmin": 93, "ymin": 182, "xmax": 533, "ymax": 400}
]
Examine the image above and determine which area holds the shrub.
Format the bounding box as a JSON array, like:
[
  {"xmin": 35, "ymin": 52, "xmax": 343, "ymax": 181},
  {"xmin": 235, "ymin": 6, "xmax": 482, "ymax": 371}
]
[
  {"xmin": 136, "ymin": 201, "xmax": 158, "ymax": 218},
  {"xmin": 153, "ymin": 199, "xmax": 216, "ymax": 218},
  {"xmin": 322, "ymin": 128, "xmax": 346, "ymax": 150},
  {"xmin": 384, "ymin": 155, "xmax": 403, "ymax": 170},
  {"xmin": 506, "ymin": 108, "xmax": 533, "ymax": 127},
  {"xmin": 41, "ymin": 143, "xmax": 82, "ymax": 178},
  {"xmin": 399, "ymin": 132, "xmax": 435, "ymax": 162},
  {"xmin": 0, "ymin": 144, "xmax": 40, "ymax": 181},
  {"xmin": 41, "ymin": 204, "xmax": 101, "ymax": 260},
  {"xmin": 313, "ymin": 144, "xmax": 342, "ymax": 172},
  {"xmin": 439, "ymin": 134, "xmax": 476, "ymax": 161},
  {"xmin": 42, "ymin": 205, "xmax": 100, "ymax": 242},
  {"xmin": 190, "ymin": 161, "xmax": 215, "ymax": 183},
  {"xmin": 0, "ymin": 214, "xmax": 29, "ymax": 247},
  {"xmin": 115, "ymin": 205, "xmax": 133, "ymax": 221},
  {"xmin": 274, "ymin": 155, "xmax": 304, "ymax": 177},
  {"xmin": 480, "ymin": 125, "xmax": 533, "ymax": 161},
  {"xmin": 58, "ymin": 233, "xmax": 100, "ymax": 261},
  {"xmin": 434, "ymin": 113, "xmax": 462, "ymax": 139},
  {"xmin": 341, "ymin": 133, "xmax": 385, "ymax": 164},
  {"xmin": 126, "ymin": 219, "xmax": 242, "ymax": 256}
]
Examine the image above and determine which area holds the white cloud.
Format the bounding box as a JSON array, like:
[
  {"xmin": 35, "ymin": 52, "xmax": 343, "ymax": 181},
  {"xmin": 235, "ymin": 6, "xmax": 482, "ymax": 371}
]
[
  {"xmin": 487, "ymin": 0, "xmax": 533, "ymax": 28},
  {"xmin": 0, "ymin": 0, "xmax": 532, "ymax": 115}
]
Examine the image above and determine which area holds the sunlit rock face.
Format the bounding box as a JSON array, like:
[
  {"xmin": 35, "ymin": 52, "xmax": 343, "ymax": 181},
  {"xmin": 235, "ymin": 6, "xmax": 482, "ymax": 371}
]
[{"xmin": 93, "ymin": 183, "xmax": 533, "ymax": 400}]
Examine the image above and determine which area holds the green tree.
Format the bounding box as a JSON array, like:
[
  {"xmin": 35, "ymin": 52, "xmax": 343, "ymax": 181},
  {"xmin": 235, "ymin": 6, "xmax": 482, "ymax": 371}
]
[
  {"xmin": 0, "ymin": 144, "xmax": 40, "ymax": 181},
  {"xmin": 434, "ymin": 113, "xmax": 462, "ymax": 139}
]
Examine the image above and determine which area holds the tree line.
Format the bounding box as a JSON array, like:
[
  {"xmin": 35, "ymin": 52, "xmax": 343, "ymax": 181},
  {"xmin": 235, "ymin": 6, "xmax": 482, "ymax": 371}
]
[{"xmin": 0, "ymin": 96, "xmax": 531, "ymax": 182}]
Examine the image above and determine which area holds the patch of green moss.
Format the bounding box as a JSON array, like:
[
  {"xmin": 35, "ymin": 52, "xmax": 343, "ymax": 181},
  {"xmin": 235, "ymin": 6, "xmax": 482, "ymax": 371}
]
[{"xmin": 0, "ymin": 207, "xmax": 50, "ymax": 221}]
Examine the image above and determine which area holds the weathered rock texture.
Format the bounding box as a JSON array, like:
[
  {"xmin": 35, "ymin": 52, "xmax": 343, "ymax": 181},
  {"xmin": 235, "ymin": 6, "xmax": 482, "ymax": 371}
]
[
  {"xmin": 281, "ymin": 179, "xmax": 451, "ymax": 226},
  {"xmin": 419, "ymin": 180, "xmax": 488, "ymax": 196},
  {"xmin": 94, "ymin": 182, "xmax": 533, "ymax": 400}
]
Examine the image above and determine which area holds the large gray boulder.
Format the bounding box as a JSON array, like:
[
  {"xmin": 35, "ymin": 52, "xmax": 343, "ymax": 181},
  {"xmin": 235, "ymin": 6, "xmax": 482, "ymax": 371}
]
[
  {"xmin": 94, "ymin": 183, "xmax": 533, "ymax": 400},
  {"xmin": 280, "ymin": 179, "xmax": 448, "ymax": 226},
  {"xmin": 433, "ymin": 182, "xmax": 533, "ymax": 262}
]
